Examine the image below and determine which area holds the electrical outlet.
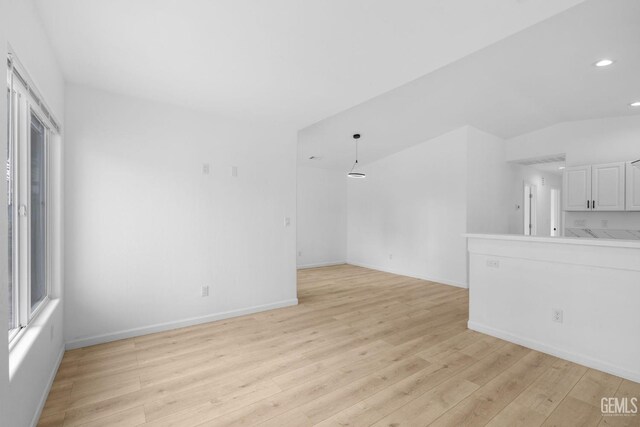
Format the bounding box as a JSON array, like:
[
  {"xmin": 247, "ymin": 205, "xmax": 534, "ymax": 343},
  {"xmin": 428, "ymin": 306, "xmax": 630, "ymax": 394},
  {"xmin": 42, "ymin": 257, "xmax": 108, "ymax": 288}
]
[
  {"xmin": 552, "ymin": 308, "xmax": 563, "ymax": 323},
  {"xmin": 284, "ymin": 217, "xmax": 291, "ymax": 227},
  {"xmin": 297, "ymin": 251, "xmax": 302, "ymax": 257},
  {"xmin": 231, "ymin": 166, "xmax": 238, "ymax": 177},
  {"xmin": 486, "ymin": 259, "xmax": 500, "ymax": 268},
  {"xmin": 574, "ymin": 219, "xmax": 586, "ymax": 227},
  {"xmin": 601, "ymin": 220, "xmax": 608, "ymax": 228},
  {"xmin": 201, "ymin": 285, "xmax": 210, "ymax": 297},
  {"xmin": 389, "ymin": 254, "xmax": 393, "ymax": 260},
  {"xmin": 202, "ymin": 163, "xmax": 210, "ymax": 175}
]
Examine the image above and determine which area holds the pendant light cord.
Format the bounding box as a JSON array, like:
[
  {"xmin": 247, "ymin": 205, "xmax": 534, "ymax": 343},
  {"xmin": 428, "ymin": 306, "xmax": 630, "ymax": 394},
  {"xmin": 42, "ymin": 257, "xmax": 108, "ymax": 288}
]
[{"xmin": 349, "ymin": 139, "xmax": 359, "ymax": 173}]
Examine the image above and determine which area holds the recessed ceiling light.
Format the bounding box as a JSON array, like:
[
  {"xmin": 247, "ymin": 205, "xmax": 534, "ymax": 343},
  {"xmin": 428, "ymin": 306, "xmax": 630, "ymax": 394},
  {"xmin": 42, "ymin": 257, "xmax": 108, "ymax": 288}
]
[
  {"xmin": 630, "ymin": 101, "xmax": 640, "ymax": 107},
  {"xmin": 594, "ymin": 59, "xmax": 614, "ymax": 67},
  {"xmin": 558, "ymin": 166, "xmax": 565, "ymax": 170}
]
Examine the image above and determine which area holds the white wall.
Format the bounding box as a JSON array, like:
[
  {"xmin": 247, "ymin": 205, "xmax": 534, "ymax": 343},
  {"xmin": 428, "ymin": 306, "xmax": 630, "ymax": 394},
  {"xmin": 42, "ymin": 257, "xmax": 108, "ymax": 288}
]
[
  {"xmin": 297, "ymin": 166, "xmax": 347, "ymax": 268},
  {"xmin": 507, "ymin": 115, "xmax": 640, "ymax": 231},
  {"xmin": 347, "ymin": 127, "xmax": 468, "ymax": 287},
  {"xmin": 466, "ymin": 127, "xmax": 512, "ymax": 235},
  {"xmin": 64, "ymin": 85, "xmax": 297, "ymax": 348},
  {"xmin": 4, "ymin": 1, "xmax": 66, "ymax": 426},
  {"xmin": 506, "ymin": 115, "xmax": 640, "ymax": 166}
]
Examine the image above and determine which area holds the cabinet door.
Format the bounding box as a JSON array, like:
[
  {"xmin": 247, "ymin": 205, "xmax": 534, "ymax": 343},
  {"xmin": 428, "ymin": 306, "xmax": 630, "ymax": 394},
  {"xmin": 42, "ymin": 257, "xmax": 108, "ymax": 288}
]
[
  {"xmin": 592, "ymin": 162, "xmax": 625, "ymax": 211},
  {"xmin": 563, "ymin": 166, "xmax": 591, "ymax": 211},
  {"xmin": 626, "ymin": 161, "xmax": 640, "ymax": 211}
]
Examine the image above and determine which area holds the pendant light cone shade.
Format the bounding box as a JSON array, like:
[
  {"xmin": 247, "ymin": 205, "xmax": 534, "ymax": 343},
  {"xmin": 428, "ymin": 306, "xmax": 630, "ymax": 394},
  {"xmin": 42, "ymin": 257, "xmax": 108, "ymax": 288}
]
[{"xmin": 348, "ymin": 134, "xmax": 366, "ymax": 178}]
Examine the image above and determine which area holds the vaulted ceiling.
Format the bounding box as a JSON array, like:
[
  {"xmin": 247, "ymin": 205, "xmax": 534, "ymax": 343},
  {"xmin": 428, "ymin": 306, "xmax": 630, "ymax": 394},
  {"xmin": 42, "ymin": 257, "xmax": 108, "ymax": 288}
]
[
  {"xmin": 35, "ymin": 0, "xmax": 584, "ymax": 128},
  {"xmin": 298, "ymin": 0, "xmax": 640, "ymax": 169},
  {"xmin": 35, "ymin": 0, "xmax": 636, "ymax": 171}
]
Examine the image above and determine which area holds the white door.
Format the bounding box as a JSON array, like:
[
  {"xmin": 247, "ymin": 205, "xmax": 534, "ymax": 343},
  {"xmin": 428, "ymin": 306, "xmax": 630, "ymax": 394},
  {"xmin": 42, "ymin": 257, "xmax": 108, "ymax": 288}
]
[
  {"xmin": 626, "ymin": 161, "xmax": 640, "ymax": 211},
  {"xmin": 563, "ymin": 166, "xmax": 591, "ymax": 211},
  {"xmin": 592, "ymin": 162, "xmax": 625, "ymax": 211},
  {"xmin": 550, "ymin": 188, "xmax": 561, "ymax": 236}
]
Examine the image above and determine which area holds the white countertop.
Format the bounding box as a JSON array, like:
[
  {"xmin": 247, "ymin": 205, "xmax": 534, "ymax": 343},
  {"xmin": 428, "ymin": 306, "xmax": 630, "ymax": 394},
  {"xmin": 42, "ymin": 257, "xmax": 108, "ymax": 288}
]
[{"xmin": 464, "ymin": 233, "xmax": 640, "ymax": 249}]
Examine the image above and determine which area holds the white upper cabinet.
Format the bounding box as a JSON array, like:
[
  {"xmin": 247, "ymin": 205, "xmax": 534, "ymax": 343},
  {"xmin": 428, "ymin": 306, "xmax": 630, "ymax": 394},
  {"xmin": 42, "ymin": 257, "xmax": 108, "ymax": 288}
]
[
  {"xmin": 563, "ymin": 165, "xmax": 591, "ymax": 211},
  {"xmin": 592, "ymin": 162, "xmax": 625, "ymax": 211},
  {"xmin": 563, "ymin": 162, "xmax": 626, "ymax": 211},
  {"xmin": 626, "ymin": 161, "xmax": 640, "ymax": 211}
]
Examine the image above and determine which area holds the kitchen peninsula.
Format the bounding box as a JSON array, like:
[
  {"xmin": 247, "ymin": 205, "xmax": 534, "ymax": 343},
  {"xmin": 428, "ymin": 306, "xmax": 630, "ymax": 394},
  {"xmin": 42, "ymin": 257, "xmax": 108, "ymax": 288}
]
[{"xmin": 466, "ymin": 233, "xmax": 640, "ymax": 383}]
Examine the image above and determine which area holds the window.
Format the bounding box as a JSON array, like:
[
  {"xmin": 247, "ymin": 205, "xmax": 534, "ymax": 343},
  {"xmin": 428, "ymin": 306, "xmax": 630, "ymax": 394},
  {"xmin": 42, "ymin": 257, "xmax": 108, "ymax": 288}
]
[{"xmin": 7, "ymin": 54, "xmax": 59, "ymax": 344}]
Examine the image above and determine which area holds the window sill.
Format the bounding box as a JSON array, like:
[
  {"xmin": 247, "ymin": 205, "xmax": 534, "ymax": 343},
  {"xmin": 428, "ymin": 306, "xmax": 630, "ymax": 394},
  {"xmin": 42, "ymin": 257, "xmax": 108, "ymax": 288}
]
[
  {"xmin": 9, "ymin": 298, "xmax": 60, "ymax": 380},
  {"xmin": 8, "ymin": 297, "xmax": 50, "ymax": 353}
]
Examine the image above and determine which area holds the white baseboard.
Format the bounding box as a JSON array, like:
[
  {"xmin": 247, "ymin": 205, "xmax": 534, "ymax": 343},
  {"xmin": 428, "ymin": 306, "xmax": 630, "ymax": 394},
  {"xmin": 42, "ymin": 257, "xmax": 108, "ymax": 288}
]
[
  {"xmin": 347, "ymin": 261, "xmax": 468, "ymax": 289},
  {"xmin": 66, "ymin": 299, "xmax": 299, "ymax": 350},
  {"xmin": 30, "ymin": 344, "xmax": 65, "ymax": 427},
  {"xmin": 468, "ymin": 321, "xmax": 640, "ymax": 384},
  {"xmin": 297, "ymin": 261, "xmax": 346, "ymax": 269}
]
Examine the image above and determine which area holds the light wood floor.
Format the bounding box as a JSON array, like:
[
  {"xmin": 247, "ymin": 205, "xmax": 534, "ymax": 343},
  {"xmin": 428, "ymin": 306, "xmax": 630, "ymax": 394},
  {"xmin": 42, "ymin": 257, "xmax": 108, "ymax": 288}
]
[{"xmin": 38, "ymin": 265, "xmax": 639, "ymax": 427}]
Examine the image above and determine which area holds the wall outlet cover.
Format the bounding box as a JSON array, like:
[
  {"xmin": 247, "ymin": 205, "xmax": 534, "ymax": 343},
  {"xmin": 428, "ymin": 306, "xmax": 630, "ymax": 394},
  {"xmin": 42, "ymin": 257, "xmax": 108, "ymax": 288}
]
[
  {"xmin": 552, "ymin": 308, "xmax": 563, "ymax": 323},
  {"xmin": 486, "ymin": 259, "xmax": 500, "ymax": 268}
]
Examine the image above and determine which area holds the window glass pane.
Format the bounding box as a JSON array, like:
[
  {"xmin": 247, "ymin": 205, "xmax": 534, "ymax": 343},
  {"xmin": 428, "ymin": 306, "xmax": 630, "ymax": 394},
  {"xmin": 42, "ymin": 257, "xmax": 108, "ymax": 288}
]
[
  {"xmin": 7, "ymin": 87, "xmax": 16, "ymax": 332},
  {"xmin": 30, "ymin": 112, "xmax": 46, "ymax": 310}
]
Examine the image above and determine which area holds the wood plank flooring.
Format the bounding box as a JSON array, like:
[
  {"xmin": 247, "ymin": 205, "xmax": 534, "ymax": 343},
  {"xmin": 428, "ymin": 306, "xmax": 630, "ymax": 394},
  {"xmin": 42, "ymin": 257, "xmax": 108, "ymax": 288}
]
[{"xmin": 38, "ymin": 265, "xmax": 639, "ymax": 426}]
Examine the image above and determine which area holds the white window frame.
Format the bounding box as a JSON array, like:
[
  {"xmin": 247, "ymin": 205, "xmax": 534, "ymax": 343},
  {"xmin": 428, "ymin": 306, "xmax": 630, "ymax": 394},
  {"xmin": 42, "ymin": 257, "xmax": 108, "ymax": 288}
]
[{"xmin": 7, "ymin": 53, "xmax": 59, "ymax": 347}]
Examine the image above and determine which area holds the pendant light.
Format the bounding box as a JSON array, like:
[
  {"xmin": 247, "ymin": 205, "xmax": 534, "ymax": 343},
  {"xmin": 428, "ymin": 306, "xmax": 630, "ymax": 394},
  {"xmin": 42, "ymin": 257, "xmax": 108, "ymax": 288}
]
[{"xmin": 348, "ymin": 133, "xmax": 366, "ymax": 178}]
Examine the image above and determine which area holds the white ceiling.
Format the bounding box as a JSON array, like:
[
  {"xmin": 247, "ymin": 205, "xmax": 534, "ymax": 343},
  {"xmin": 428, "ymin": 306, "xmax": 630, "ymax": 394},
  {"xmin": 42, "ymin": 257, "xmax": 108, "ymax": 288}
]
[
  {"xmin": 299, "ymin": 0, "xmax": 640, "ymax": 170},
  {"xmin": 35, "ymin": 0, "xmax": 585, "ymax": 128}
]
